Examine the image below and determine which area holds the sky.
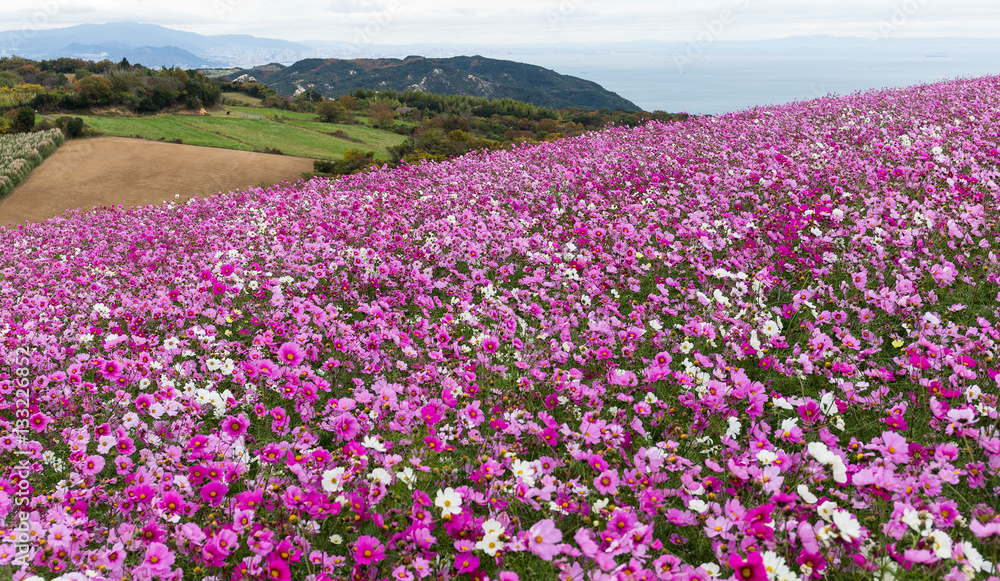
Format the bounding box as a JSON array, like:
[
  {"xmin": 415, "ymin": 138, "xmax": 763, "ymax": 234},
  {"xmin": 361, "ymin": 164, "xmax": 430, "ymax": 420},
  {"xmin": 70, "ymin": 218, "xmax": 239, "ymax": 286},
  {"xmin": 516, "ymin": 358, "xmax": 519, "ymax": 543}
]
[{"xmin": 2, "ymin": 0, "xmax": 1000, "ymax": 46}]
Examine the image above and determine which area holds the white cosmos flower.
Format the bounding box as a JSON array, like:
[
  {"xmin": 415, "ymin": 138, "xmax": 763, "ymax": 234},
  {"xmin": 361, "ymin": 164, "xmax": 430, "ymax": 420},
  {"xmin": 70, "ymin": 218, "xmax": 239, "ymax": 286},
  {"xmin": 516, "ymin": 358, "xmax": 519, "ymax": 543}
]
[
  {"xmin": 726, "ymin": 417, "xmax": 742, "ymax": 438},
  {"xmin": 817, "ymin": 500, "xmax": 838, "ymax": 521},
  {"xmin": 761, "ymin": 319, "xmax": 781, "ymax": 337},
  {"xmin": 698, "ymin": 563, "xmax": 721, "ymax": 578},
  {"xmin": 688, "ymin": 498, "xmax": 709, "ymax": 513},
  {"xmin": 928, "ymin": 529, "xmax": 953, "ymax": 560},
  {"xmin": 321, "ymin": 467, "xmax": 347, "ymax": 493},
  {"xmin": 475, "ymin": 533, "xmax": 504, "ymax": 556},
  {"xmin": 435, "ymin": 487, "xmax": 463, "ymax": 516},
  {"xmin": 960, "ymin": 541, "xmax": 995, "ymax": 573},
  {"xmin": 901, "ymin": 508, "xmax": 922, "ymax": 532},
  {"xmin": 368, "ymin": 468, "xmax": 392, "ymax": 486},
  {"xmin": 756, "ymin": 450, "xmax": 778, "ymax": 465},
  {"xmin": 482, "ymin": 518, "xmax": 505, "ymax": 536},
  {"xmin": 396, "ymin": 467, "xmax": 415, "ymax": 489},
  {"xmin": 362, "ymin": 435, "xmax": 386, "ymax": 452},
  {"xmin": 510, "ymin": 459, "xmax": 536, "ymax": 486},
  {"xmin": 832, "ymin": 509, "xmax": 862, "ymax": 540}
]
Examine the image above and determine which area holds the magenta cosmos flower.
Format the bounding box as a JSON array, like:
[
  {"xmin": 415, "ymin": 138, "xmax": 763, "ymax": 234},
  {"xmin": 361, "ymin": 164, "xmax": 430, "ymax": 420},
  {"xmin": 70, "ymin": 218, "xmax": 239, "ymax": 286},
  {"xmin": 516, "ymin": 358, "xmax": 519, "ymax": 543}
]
[
  {"xmin": 454, "ymin": 552, "xmax": 480, "ymax": 574},
  {"xmin": 200, "ymin": 481, "xmax": 229, "ymax": 507},
  {"xmin": 221, "ymin": 413, "xmax": 250, "ymax": 439},
  {"xmin": 276, "ymin": 342, "xmax": 305, "ymax": 366},
  {"xmin": 265, "ymin": 558, "xmax": 291, "ymax": 581},
  {"xmin": 481, "ymin": 335, "xmax": 500, "ymax": 354},
  {"xmin": 354, "ymin": 535, "xmax": 386, "ymax": 565},
  {"xmin": 728, "ymin": 551, "xmax": 768, "ymax": 581}
]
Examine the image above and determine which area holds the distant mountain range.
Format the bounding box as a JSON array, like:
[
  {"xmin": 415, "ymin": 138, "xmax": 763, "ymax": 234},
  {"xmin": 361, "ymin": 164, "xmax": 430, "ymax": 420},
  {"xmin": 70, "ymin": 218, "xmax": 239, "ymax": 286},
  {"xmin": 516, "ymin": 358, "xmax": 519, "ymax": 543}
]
[
  {"xmin": 230, "ymin": 56, "xmax": 641, "ymax": 111},
  {"xmin": 3, "ymin": 22, "xmax": 996, "ymax": 112},
  {"xmin": 0, "ymin": 22, "xmax": 312, "ymax": 68}
]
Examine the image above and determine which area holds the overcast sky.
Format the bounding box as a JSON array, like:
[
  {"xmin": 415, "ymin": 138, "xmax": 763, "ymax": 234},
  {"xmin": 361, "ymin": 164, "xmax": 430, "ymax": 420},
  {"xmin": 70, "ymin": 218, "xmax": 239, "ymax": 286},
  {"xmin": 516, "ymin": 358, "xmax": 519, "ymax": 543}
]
[{"xmin": 2, "ymin": 0, "xmax": 1000, "ymax": 45}]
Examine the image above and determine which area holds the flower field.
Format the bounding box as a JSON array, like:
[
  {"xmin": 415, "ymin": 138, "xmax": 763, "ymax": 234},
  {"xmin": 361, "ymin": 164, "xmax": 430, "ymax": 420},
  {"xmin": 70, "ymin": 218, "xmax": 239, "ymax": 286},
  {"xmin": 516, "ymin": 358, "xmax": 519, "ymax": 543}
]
[
  {"xmin": 1, "ymin": 75, "xmax": 1000, "ymax": 581},
  {"xmin": 0, "ymin": 129, "xmax": 64, "ymax": 199}
]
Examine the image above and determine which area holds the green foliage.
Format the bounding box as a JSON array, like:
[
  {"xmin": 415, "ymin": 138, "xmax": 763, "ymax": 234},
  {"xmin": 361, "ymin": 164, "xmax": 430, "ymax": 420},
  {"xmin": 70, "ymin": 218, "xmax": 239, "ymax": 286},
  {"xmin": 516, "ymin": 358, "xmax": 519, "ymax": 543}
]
[
  {"xmin": 76, "ymin": 74, "xmax": 114, "ymax": 105},
  {"xmin": 237, "ymin": 56, "xmax": 641, "ymax": 110},
  {"xmin": 60, "ymin": 116, "xmax": 85, "ymax": 138},
  {"xmin": 13, "ymin": 106, "xmax": 35, "ymax": 133},
  {"xmin": 316, "ymin": 100, "xmax": 347, "ymax": 123},
  {"xmin": 368, "ymin": 102, "xmax": 396, "ymax": 128},
  {"xmin": 0, "ymin": 57, "xmax": 222, "ymax": 115},
  {"xmin": 0, "ymin": 71, "xmax": 19, "ymax": 89},
  {"xmin": 313, "ymin": 149, "xmax": 378, "ymax": 176}
]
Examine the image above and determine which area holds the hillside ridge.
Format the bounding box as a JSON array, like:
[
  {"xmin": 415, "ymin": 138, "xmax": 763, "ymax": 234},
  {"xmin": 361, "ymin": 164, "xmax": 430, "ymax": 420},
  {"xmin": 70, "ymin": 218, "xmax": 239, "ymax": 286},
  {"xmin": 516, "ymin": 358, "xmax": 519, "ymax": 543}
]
[{"xmin": 232, "ymin": 55, "xmax": 641, "ymax": 111}]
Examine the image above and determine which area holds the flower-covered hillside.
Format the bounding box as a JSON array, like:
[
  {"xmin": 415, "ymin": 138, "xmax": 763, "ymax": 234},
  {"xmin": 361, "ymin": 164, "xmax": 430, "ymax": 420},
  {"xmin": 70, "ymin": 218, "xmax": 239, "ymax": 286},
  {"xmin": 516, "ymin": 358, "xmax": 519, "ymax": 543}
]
[{"xmin": 1, "ymin": 75, "xmax": 999, "ymax": 581}]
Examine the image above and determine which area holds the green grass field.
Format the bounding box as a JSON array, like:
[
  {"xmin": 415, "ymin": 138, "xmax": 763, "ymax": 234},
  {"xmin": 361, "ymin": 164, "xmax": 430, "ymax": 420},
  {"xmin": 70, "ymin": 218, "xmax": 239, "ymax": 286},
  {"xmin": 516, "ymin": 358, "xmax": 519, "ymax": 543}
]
[
  {"xmin": 221, "ymin": 92, "xmax": 264, "ymax": 106},
  {"xmin": 78, "ymin": 107, "xmax": 409, "ymax": 161}
]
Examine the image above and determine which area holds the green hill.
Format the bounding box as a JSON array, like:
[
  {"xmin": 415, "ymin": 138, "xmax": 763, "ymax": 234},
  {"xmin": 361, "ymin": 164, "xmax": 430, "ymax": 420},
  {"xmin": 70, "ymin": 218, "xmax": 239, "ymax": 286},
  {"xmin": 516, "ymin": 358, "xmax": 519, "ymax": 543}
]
[{"xmin": 230, "ymin": 55, "xmax": 641, "ymax": 111}]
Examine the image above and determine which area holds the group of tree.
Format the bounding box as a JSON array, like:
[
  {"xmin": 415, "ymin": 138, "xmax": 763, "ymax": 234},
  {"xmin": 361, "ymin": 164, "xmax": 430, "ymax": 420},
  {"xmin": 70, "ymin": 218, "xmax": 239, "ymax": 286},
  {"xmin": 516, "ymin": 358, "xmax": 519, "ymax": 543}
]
[
  {"xmin": 306, "ymin": 87, "xmax": 686, "ymax": 177},
  {"xmin": 0, "ymin": 56, "xmax": 221, "ymax": 114}
]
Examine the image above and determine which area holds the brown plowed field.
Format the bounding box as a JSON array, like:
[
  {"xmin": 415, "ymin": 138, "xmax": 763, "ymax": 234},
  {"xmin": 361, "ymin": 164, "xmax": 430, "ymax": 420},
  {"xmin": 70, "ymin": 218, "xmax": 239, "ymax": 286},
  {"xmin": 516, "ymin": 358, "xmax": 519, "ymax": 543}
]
[{"xmin": 0, "ymin": 137, "xmax": 314, "ymax": 227}]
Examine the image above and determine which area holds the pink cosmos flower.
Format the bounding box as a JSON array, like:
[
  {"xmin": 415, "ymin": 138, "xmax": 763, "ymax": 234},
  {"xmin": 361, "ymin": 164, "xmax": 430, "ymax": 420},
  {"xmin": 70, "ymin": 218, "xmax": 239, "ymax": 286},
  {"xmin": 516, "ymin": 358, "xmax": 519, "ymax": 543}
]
[
  {"xmin": 594, "ymin": 469, "xmax": 620, "ymax": 495},
  {"xmin": 265, "ymin": 558, "xmax": 291, "ymax": 581},
  {"xmin": 142, "ymin": 542, "xmax": 175, "ymax": 575},
  {"xmin": 874, "ymin": 430, "xmax": 909, "ymax": 464},
  {"xmin": 28, "ymin": 412, "xmax": 51, "ymax": 432},
  {"xmin": 354, "ymin": 535, "xmax": 386, "ymax": 565},
  {"xmin": 81, "ymin": 454, "xmax": 105, "ymax": 476},
  {"xmin": 481, "ymin": 336, "xmax": 500, "ymax": 354},
  {"xmin": 391, "ymin": 565, "xmax": 415, "ymax": 581},
  {"xmin": 798, "ymin": 400, "xmax": 822, "ymax": 423},
  {"xmin": 160, "ymin": 491, "xmax": 186, "ymax": 515},
  {"xmin": 424, "ymin": 435, "xmax": 444, "ymax": 453},
  {"xmin": 334, "ymin": 413, "xmax": 361, "ymax": 441},
  {"xmin": 276, "ymin": 342, "xmax": 305, "ymax": 366},
  {"xmin": 527, "ymin": 519, "xmax": 563, "ymax": 561},
  {"xmin": 200, "ymin": 481, "xmax": 229, "ymax": 507},
  {"xmin": 796, "ymin": 551, "xmax": 827, "ymax": 578},
  {"xmin": 461, "ymin": 401, "xmax": 485, "ymax": 426},
  {"xmin": 454, "ymin": 552, "xmax": 480, "ymax": 574},
  {"xmin": 728, "ymin": 551, "xmax": 768, "ymax": 581},
  {"xmin": 221, "ymin": 413, "xmax": 249, "ymax": 439}
]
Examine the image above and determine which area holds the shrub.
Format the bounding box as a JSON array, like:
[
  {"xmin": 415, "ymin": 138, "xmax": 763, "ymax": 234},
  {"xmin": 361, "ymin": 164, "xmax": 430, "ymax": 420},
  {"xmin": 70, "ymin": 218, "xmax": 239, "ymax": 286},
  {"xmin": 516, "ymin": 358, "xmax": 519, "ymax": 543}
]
[
  {"xmin": 66, "ymin": 116, "xmax": 84, "ymax": 138},
  {"xmin": 13, "ymin": 106, "xmax": 35, "ymax": 133}
]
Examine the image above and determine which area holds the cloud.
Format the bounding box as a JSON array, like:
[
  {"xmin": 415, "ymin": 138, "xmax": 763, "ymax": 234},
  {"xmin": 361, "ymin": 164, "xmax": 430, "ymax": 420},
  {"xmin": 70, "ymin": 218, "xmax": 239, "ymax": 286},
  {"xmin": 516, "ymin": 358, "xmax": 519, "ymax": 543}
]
[{"xmin": 1, "ymin": 0, "xmax": 999, "ymax": 45}]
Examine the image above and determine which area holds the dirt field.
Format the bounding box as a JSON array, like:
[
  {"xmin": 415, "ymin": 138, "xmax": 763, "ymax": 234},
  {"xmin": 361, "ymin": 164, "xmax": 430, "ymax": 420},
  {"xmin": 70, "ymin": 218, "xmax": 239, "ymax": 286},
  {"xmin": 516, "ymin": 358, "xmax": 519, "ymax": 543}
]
[{"xmin": 0, "ymin": 137, "xmax": 315, "ymax": 227}]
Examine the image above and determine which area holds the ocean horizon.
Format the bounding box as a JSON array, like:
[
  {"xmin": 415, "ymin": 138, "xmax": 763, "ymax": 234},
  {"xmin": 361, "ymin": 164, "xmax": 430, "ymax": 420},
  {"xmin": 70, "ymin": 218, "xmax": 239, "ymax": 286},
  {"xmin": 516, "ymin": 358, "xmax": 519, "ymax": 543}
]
[{"xmin": 474, "ymin": 38, "xmax": 1000, "ymax": 115}]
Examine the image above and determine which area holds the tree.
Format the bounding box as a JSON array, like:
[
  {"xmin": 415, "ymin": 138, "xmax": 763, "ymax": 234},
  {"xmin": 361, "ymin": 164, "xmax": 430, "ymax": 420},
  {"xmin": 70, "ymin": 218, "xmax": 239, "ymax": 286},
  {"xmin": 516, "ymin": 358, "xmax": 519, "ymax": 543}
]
[
  {"xmin": 75, "ymin": 75, "xmax": 114, "ymax": 105},
  {"xmin": 338, "ymin": 95, "xmax": 357, "ymax": 110},
  {"xmin": 14, "ymin": 107, "xmax": 35, "ymax": 133},
  {"xmin": 295, "ymin": 89, "xmax": 323, "ymax": 104},
  {"xmin": 368, "ymin": 102, "xmax": 395, "ymax": 128},
  {"xmin": 0, "ymin": 71, "xmax": 19, "ymax": 88},
  {"xmin": 316, "ymin": 100, "xmax": 347, "ymax": 123}
]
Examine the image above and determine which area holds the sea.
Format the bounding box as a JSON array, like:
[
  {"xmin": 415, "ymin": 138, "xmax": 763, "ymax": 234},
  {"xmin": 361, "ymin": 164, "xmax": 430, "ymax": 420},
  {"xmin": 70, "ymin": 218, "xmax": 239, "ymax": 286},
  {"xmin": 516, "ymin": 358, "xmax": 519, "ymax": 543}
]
[{"xmin": 470, "ymin": 38, "xmax": 1000, "ymax": 115}]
